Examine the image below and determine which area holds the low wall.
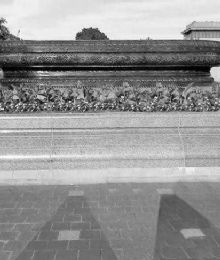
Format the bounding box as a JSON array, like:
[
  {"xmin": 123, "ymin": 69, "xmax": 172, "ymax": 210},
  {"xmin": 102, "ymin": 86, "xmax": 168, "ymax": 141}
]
[{"xmin": 0, "ymin": 112, "xmax": 219, "ymax": 184}]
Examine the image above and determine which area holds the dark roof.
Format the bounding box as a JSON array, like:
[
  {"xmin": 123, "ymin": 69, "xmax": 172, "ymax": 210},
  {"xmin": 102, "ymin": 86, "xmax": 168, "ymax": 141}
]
[{"xmin": 182, "ymin": 21, "xmax": 220, "ymax": 34}]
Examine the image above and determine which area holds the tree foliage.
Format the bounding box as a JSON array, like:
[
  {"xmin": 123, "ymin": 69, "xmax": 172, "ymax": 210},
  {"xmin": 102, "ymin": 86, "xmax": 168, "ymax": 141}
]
[
  {"xmin": 0, "ymin": 17, "xmax": 20, "ymax": 41},
  {"xmin": 75, "ymin": 27, "xmax": 109, "ymax": 40},
  {"xmin": 0, "ymin": 18, "xmax": 10, "ymax": 40}
]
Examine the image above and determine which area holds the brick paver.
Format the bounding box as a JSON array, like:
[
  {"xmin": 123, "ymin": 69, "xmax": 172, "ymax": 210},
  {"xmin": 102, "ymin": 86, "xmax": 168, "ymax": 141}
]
[
  {"xmin": 0, "ymin": 183, "xmax": 220, "ymax": 259},
  {"xmin": 13, "ymin": 187, "xmax": 117, "ymax": 260},
  {"xmin": 153, "ymin": 193, "xmax": 220, "ymax": 260}
]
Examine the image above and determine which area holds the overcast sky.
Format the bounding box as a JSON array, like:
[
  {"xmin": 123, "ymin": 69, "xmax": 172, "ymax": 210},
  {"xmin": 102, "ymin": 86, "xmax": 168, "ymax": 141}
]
[{"xmin": 0, "ymin": 0, "xmax": 219, "ymax": 40}]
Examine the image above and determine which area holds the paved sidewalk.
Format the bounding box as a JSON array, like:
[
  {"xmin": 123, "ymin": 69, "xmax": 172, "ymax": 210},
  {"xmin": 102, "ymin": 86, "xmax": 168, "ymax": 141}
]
[{"xmin": 0, "ymin": 183, "xmax": 220, "ymax": 259}]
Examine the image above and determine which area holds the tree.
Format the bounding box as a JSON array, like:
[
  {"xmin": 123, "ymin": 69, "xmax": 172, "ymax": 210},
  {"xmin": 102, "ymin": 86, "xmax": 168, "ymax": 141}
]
[
  {"xmin": 0, "ymin": 18, "xmax": 10, "ymax": 40},
  {"xmin": 75, "ymin": 27, "xmax": 109, "ymax": 40},
  {"xmin": 0, "ymin": 18, "xmax": 20, "ymax": 41}
]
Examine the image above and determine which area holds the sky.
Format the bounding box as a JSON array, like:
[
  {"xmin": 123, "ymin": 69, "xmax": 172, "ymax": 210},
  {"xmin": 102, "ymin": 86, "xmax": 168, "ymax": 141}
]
[{"xmin": 0, "ymin": 0, "xmax": 220, "ymax": 40}]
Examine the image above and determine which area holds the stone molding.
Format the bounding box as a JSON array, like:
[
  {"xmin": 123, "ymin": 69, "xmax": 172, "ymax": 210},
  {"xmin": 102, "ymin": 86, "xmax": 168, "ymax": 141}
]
[
  {"xmin": 0, "ymin": 39, "xmax": 220, "ymax": 52},
  {"xmin": 0, "ymin": 40, "xmax": 220, "ymax": 68},
  {"xmin": 0, "ymin": 53, "xmax": 220, "ymax": 67}
]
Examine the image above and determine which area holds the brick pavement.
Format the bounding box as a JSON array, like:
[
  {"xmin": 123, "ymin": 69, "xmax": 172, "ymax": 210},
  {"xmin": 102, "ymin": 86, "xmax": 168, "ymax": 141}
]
[
  {"xmin": 153, "ymin": 194, "xmax": 220, "ymax": 260},
  {"xmin": 0, "ymin": 183, "xmax": 220, "ymax": 260}
]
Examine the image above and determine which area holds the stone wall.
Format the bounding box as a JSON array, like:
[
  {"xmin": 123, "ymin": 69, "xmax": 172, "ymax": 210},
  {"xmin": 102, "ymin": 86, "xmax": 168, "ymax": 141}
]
[{"xmin": 0, "ymin": 112, "xmax": 219, "ymax": 184}]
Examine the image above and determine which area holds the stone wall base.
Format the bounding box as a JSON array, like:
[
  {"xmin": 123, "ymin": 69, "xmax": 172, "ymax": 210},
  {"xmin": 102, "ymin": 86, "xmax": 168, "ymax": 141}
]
[
  {"xmin": 0, "ymin": 167, "xmax": 220, "ymax": 185},
  {"xmin": 0, "ymin": 112, "xmax": 219, "ymax": 184}
]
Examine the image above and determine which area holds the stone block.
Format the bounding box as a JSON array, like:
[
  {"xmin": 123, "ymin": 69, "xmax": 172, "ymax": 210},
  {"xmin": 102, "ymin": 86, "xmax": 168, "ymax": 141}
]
[
  {"xmin": 0, "ymin": 231, "xmax": 19, "ymax": 240},
  {"xmin": 52, "ymin": 222, "xmax": 70, "ymax": 230},
  {"xmin": 68, "ymin": 240, "xmax": 89, "ymax": 250},
  {"xmin": 180, "ymin": 113, "xmax": 220, "ymax": 128},
  {"xmin": 26, "ymin": 241, "xmax": 48, "ymax": 250},
  {"xmin": 55, "ymin": 250, "xmax": 78, "ymax": 260},
  {"xmin": 58, "ymin": 230, "xmax": 80, "ymax": 241},
  {"xmin": 47, "ymin": 240, "xmax": 68, "ymax": 250},
  {"xmin": 160, "ymin": 246, "xmax": 188, "ymax": 259},
  {"xmin": 90, "ymin": 239, "xmax": 111, "ymax": 249},
  {"xmin": 80, "ymin": 230, "xmax": 101, "ymax": 240},
  {"xmin": 78, "ymin": 249, "xmax": 101, "ymax": 260},
  {"xmin": 0, "ymin": 116, "xmax": 53, "ymax": 129},
  {"xmin": 38, "ymin": 231, "xmax": 58, "ymax": 241},
  {"xmin": 70, "ymin": 223, "xmax": 90, "ymax": 230},
  {"xmin": 33, "ymin": 250, "xmax": 56, "ymax": 260},
  {"xmin": 180, "ymin": 228, "xmax": 206, "ymax": 239},
  {"xmin": 15, "ymin": 250, "xmax": 34, "ymax": 260}
]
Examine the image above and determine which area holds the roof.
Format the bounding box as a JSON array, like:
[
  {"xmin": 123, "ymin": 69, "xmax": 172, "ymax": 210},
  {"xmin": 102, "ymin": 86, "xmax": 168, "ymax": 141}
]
[{"xmin": 182, "ymin": 21, "xmax": 220, "ymax": 34}]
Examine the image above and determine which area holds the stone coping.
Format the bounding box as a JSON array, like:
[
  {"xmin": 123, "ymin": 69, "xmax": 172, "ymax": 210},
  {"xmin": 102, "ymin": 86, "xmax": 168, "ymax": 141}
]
[
  {"xmin": 1, "ymin": 39, "xmax": 220, "ymax": 53},
  {"xmin": 1, "ymin": 40, "xmax": 220, "ymax": 68},
  {"xmin": 1, "ymin": 167, "xmax": 220, "ymax": 185},
  {"xmin": 0, "ymin": 112, "xmax": 219, "ymax": 129}
]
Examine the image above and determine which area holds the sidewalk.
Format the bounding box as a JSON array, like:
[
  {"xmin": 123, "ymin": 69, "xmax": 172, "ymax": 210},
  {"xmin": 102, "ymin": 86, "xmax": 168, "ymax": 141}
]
[{"xmin": 0, "ymin": 182, "xmax": 220, "ymax": 260}]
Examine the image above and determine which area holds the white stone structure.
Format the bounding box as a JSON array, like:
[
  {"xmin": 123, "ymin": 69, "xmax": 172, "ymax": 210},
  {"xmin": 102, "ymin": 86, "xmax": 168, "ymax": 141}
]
[
  {"xmin": 182, "ymin": 21, "xmax": 220, "ymax": 82},
  {"xmin": 0, "ymin": 69, "xmax": 3, "ymax": 79}
]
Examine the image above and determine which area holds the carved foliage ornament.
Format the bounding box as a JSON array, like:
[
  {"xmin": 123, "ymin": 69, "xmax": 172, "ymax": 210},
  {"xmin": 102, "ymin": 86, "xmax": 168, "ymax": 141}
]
[{"xmin": 0, "ymin": 81, "xmax": 219, "ymax": 113}]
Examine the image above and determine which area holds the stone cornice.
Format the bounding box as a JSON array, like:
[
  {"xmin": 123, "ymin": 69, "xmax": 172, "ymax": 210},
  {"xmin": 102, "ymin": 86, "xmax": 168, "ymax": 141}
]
[
  {"xmin": 1, "ymin": 40, "xmax": 220, "ymax": 52},
  {"xmin": 0, "ymin": 53, "xmax": 220, "ymax": 68},
  {"xmin": 0, "ymin": 40, "xmax": 220, "ymax": 69}
]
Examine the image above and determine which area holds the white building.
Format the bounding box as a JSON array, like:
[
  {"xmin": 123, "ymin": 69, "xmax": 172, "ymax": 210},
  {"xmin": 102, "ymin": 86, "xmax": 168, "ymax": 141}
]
[{"xmin": 182, "ymin": 21, "xmax": 220, "ymax": 82}]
